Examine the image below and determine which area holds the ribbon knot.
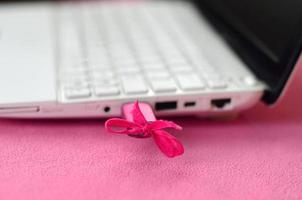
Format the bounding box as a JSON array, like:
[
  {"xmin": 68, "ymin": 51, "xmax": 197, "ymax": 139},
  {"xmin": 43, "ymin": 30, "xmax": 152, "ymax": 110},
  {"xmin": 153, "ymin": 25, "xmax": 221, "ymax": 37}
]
[
  {"xmin": 105, "ymin": 101, "xmax": 184, "ymax": 158},
  {"xmin": 141, "ymin": 124, "xmax": 152, "ymax": 137}
]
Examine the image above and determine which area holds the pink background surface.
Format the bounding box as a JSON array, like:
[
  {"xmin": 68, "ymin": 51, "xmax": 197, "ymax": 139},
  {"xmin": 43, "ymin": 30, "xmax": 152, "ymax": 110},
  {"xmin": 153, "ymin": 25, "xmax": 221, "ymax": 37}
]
[{"xmin": 1, "ymin": 63, "xmax": 302, "ymax": 199}]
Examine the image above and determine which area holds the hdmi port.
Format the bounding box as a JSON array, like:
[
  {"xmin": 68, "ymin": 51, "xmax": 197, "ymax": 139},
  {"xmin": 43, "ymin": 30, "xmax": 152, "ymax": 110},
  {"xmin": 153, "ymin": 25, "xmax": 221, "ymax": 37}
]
[{"xmin": 211, "ymin": 98, "xmax": 231, "ymax": 109}]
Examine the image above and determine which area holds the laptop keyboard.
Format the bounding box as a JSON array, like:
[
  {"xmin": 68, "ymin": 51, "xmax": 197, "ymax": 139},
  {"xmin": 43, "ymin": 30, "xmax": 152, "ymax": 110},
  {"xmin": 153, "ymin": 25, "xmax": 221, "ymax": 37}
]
[{"xmin": 58, "ymin": 2, "xmax": 228, "ymax": 100}]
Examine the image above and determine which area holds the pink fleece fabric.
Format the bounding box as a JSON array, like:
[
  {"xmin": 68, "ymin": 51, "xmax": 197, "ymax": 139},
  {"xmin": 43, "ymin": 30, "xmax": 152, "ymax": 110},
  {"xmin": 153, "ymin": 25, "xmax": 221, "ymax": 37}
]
[{"xmin": 1, "ymin": 63, "xmax": 302, "ymax": 199}]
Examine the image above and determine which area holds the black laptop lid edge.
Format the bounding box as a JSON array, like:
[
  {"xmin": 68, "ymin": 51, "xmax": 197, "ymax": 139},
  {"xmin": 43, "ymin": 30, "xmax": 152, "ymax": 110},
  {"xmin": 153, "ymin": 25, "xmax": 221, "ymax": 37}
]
[{"xmin": 192, "ymin": 0, "xmax": 302, "ymax": 104}]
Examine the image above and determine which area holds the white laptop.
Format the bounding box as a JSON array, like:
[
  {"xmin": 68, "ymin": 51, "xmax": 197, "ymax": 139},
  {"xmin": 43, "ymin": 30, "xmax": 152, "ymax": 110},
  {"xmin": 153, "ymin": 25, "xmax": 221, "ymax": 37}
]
[{"xmin": 0, "ymin": 0, "xmax": 301, "ymax": 118}]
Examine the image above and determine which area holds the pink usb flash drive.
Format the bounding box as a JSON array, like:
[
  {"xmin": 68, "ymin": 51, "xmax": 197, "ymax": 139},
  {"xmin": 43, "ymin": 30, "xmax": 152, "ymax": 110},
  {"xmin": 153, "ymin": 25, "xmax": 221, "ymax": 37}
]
[{"xmin": 105, "ymin": 101, "xmax": 184, "ymax": 158}]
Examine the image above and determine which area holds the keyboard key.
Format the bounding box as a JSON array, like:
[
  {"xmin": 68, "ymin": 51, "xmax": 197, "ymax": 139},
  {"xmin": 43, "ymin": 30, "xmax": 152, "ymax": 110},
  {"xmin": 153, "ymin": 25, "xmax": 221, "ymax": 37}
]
[
  {"xmin": 146, "ymin": 70, "xmax": 170, "ymax": 79},
  {"xmin": 121, "ymin": 75, "xmax": 149, "ymax": 94},
  {"xmin": 95, "ymin": 85, "xmax": 120, "ymax": 96},
  {"xmin": 113, "ymin": 58, "xmax": 137, "ymax": 66},
  {"xmin": 61, "ymin": 69, "xmax": 89, "ymax": 78},
  {"xmin": 176, "ymin": 73, "xmax": 205, "ymax": 91},
  {"xmin": 117, "ymin": 68, "xmax": 141, "ymax": 75},
  {"xmin": 150, "ymin": 78, "xmax": 177, "ymax": 93},
  {"xmin": 142, "ymin": 63, "xmax": 166, "ymax": 70},
  {"xmin": 88, "ymin": 57, "xmax": 111, "ymax": 67},
  {"xmin": 65, "ymin": 87, "xmax": 91, "ymax": 99},
  {"xmin": 93, "ymin": 78, "xmax": 118, "ymax": 87},
  {"xmin": 87, "ymin": 46, "xmax": 108, "ymax": 58},
  {"xmin": 206, "ymin": 77, "xmax": 228, "ymax": 89},
  {"xmin": 200, "ymin": 67, "xmax": 220, "ymax": 77},
  {"xmin": 108, "ymin": 44, "xmax": 129, "ymax": 54},
  {"xmin": 137, "ymin": 50, "xmax": 162, "ymax": 63},
  {"xmin": 61, "ymin": 59, "xmax": 87, "ymax": 73},
  {"xmin": 190, "ymin": 56, "xmax": 212, "ymax": 68},
  {"xmin": 170, "ymin": 65, "xmax": 194, "ymax": 73},
  {"xmin": 111, "ymin": 54, "xmax": 137, "ymax": 65},
  {"xmin": 63, "ymin": 79, "xmax": 89, "ymax": 88},
  {"xmin": 165, "ymin": 57, "xmax": 188, "ymax": 66},
  {"xmin": 139, "ymin": 56, "xmax": 162, "ymax": 64},
  {"xmin": 91, "ymin": 70, "xmax": 115, "ymax": 79},
  {"xmin": 61, "ymin": 74, "xmax": 89, "ymax": 84},
  {"xmin": 132, "ymin": 38, "xmax": 153, "ymax": 47},
  {"xmin": 115, "ymin": 65, "xmax": 141, "ymax": 74}
]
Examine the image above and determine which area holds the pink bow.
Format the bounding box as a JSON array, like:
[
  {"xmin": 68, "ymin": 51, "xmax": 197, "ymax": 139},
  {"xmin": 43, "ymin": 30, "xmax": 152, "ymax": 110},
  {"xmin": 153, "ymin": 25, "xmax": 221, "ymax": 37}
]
[{"xmin": 105, "ymin": 101, "xmax": 184, "ymax": 158}]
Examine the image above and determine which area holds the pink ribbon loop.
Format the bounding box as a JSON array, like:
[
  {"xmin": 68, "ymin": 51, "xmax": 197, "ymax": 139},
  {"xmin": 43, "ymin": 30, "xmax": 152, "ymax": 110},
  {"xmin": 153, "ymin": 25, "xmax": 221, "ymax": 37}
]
[
  {"xmin": 105, "ymin": 118, "xmax": 143, "ymax": 135},
  {"xmin": 105, "ymin": 101, "xmax": 184, "ymax": 158}
]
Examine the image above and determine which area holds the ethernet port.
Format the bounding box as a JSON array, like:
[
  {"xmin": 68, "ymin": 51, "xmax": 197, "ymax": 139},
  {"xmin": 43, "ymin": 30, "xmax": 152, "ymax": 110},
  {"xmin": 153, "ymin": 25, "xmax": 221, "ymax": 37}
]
[{"xmin": 211, "ymin": 98, "xmax": 231, "ymax": 109}]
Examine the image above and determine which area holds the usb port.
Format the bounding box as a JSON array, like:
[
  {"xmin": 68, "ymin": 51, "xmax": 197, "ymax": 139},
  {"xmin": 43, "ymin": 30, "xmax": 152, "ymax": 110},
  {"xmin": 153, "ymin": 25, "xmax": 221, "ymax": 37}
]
[{"xmin": 155, "ymin": 101, "xmax": 177, "ymax": 111}]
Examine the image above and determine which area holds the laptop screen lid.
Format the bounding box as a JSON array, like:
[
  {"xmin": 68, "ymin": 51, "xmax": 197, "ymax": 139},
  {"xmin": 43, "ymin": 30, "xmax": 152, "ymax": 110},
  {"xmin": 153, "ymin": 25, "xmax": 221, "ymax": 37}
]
[{"xmin": 193, "ymin": 0, "xmax": 302, "ymax": 104}]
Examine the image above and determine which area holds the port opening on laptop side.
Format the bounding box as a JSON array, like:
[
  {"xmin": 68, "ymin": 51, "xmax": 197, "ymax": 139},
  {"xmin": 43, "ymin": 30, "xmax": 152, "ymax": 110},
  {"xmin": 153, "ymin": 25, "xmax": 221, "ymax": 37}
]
[{"xmin": 0, "ymin": 106, "xmax": 40, "ymax": 114}]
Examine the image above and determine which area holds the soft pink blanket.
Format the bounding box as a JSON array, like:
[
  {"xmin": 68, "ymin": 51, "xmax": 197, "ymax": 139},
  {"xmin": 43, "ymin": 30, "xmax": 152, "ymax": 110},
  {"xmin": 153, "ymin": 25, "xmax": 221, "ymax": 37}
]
[{"xmin": 0, "ymin": 62, "xmax": 302, "ymax": 199}]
